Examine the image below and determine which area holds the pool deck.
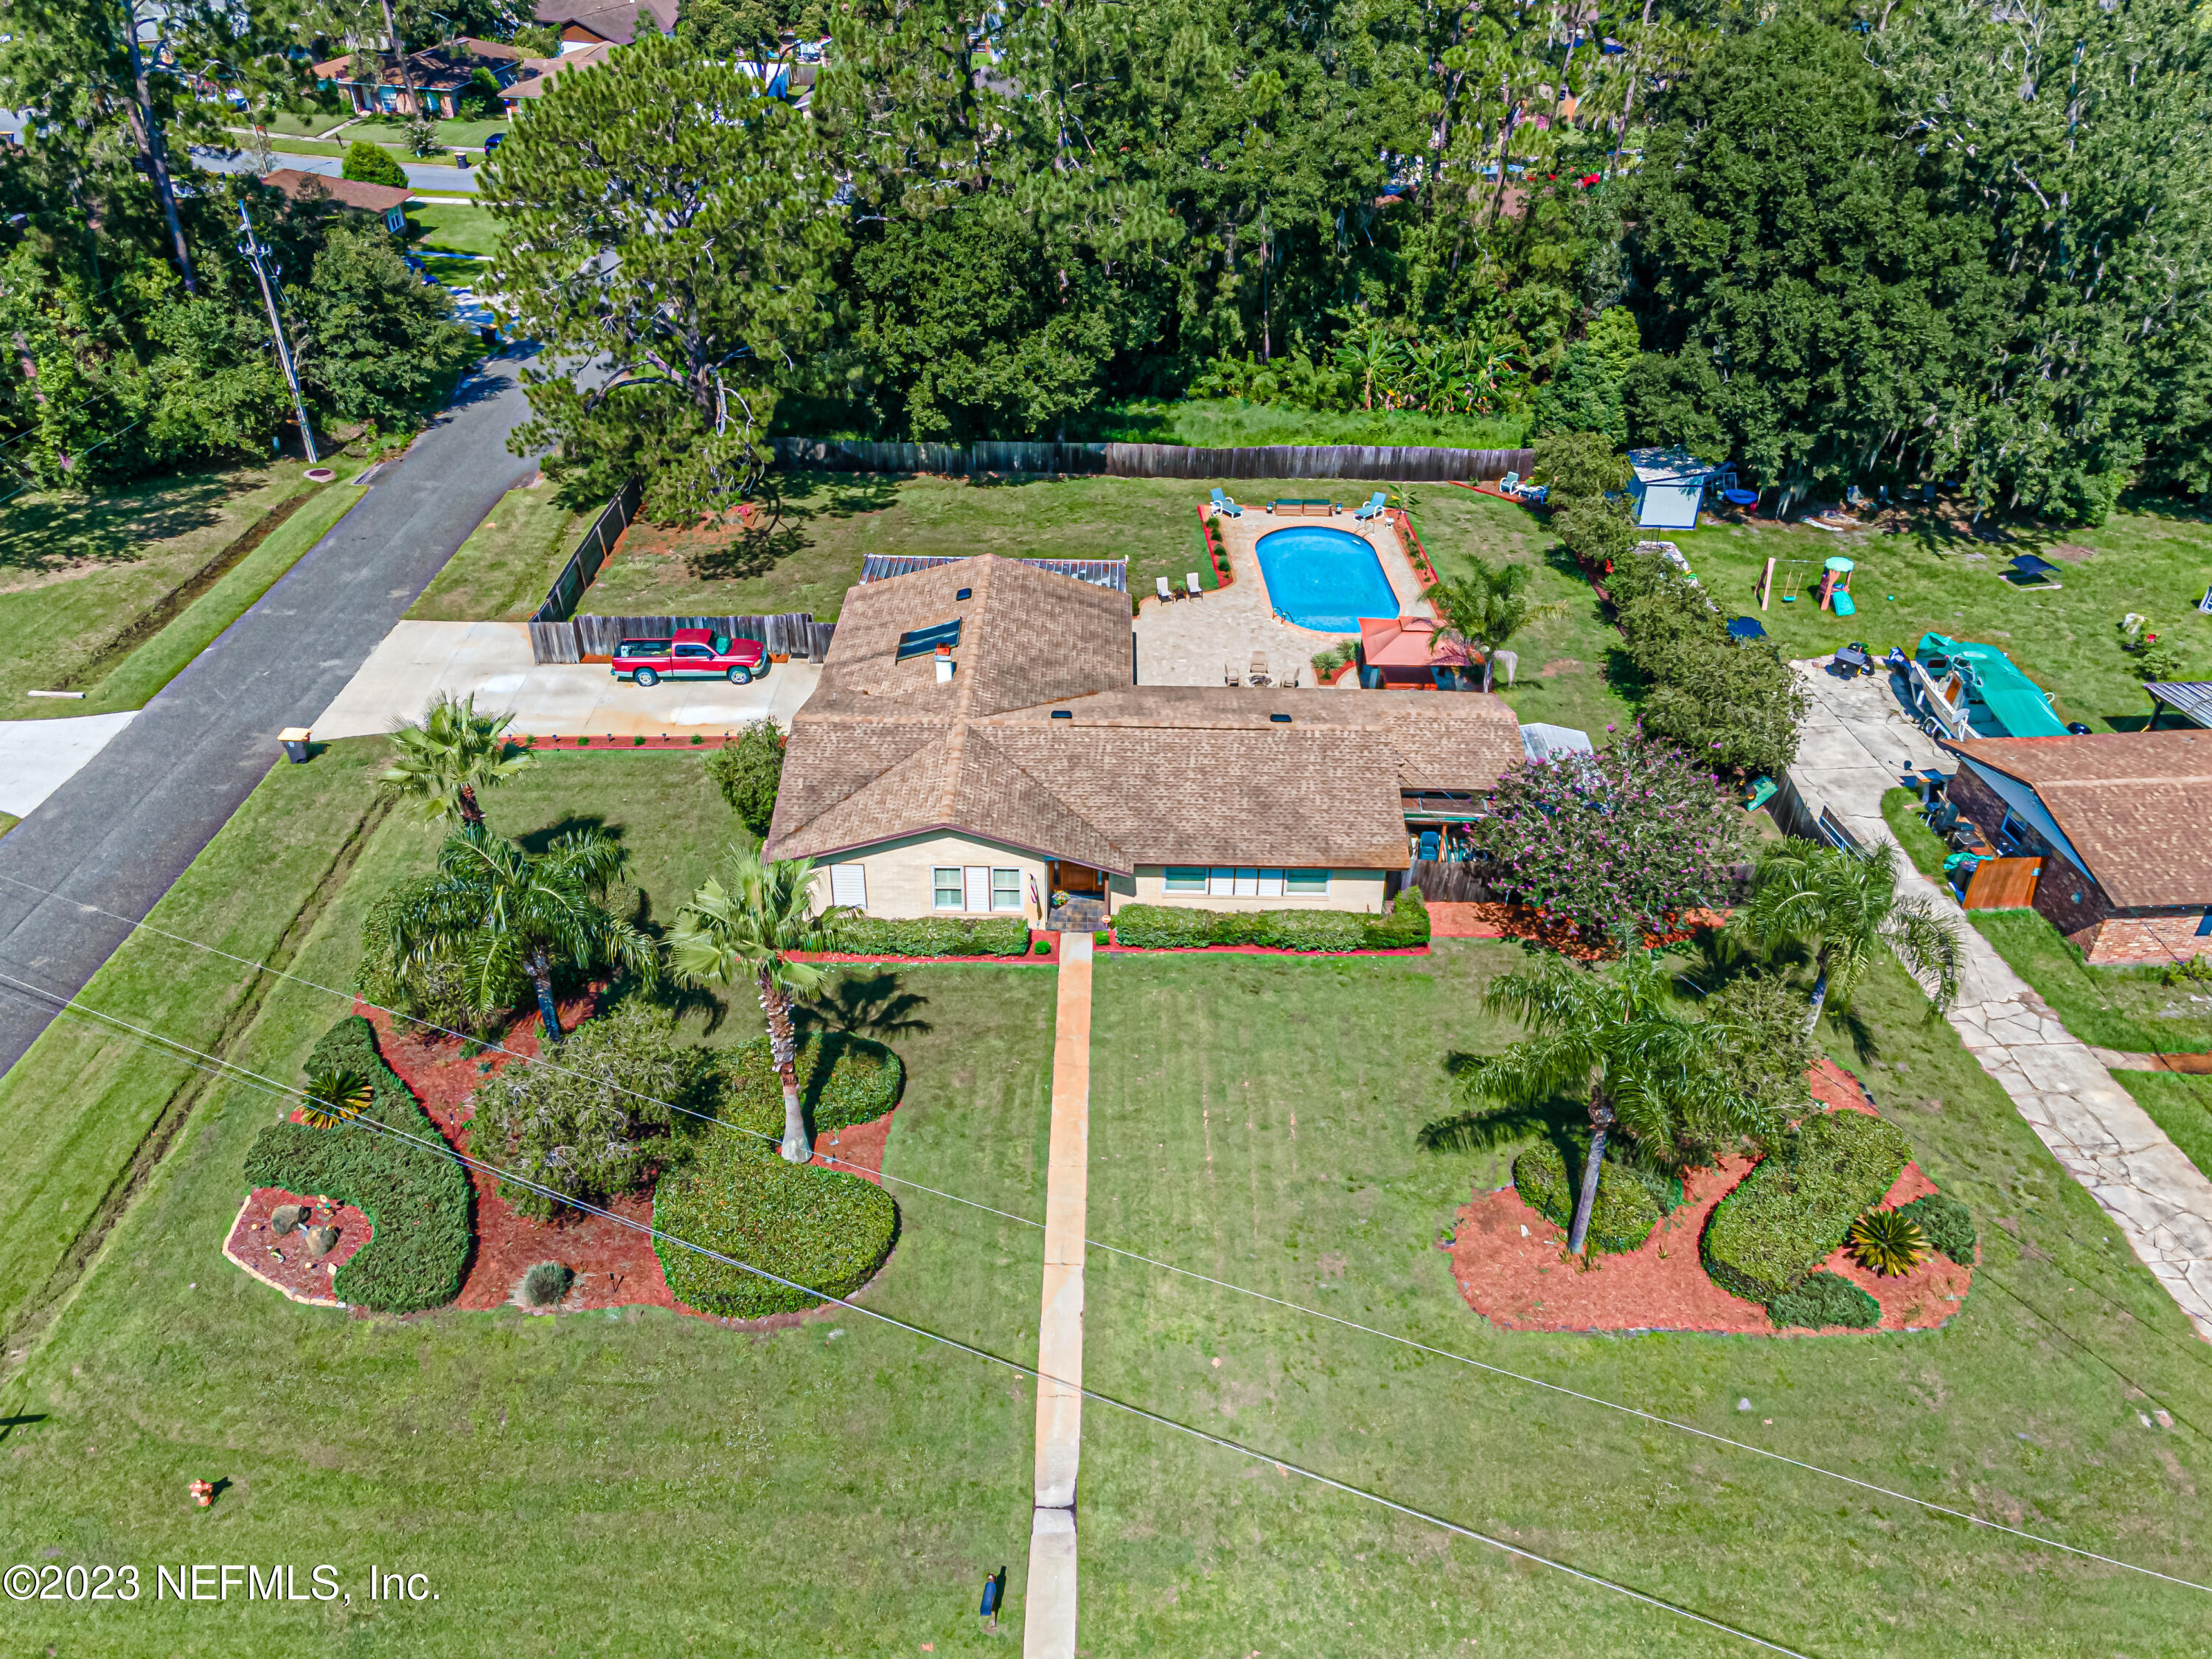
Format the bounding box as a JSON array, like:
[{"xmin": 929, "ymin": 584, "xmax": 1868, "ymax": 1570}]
[{"xmin": 1133, "ymin": 503, "xmax": 1432, "ymax": 687}]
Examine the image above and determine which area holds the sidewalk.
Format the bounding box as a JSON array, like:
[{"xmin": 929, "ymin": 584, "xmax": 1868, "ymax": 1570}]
[
  {"xmin": 1024, "ymin": 931, "xmax": 1091, "ymax": 1659},
  {"xmin": 313, "ymin": 620, "xmax": 820, "ymax": 739},
  {"xmin": 1787, "ymin": 662, "xmax": 2212, "ymax": 1340}
]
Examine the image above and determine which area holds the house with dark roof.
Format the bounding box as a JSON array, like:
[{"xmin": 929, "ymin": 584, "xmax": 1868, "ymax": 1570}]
[
  {"xmin": 765, "ymin": 554, "xmax": 1526, "ymax": 927},
  {"xmin": 311, "ymin": 38, "xmax": 521, "ymax": 118},
  {"xmin": 1940, "ymin": 731, "xmax": 2212, "ymax": 964}
]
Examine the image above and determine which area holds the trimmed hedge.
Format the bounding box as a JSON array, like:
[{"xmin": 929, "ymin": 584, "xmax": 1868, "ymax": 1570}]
[
  {"xmin": 241, "ymin": 1017, "xmax": 473, "ymax": 1313},
  {"xmin": 1767, "ymin": 1270, "xmax": 1879, "ymax": 1330},
  {"xmin": 717, "ymin": 1030, "xmax": 905, "ymax": 1141},
  {"xmin": 1112, "ymin": 890, "xmax": 1429, "ymax": 953},
  {"xmin": 838, "ymin": 916, "xmax": 1031, "ymax": 956},
  {"xmin": 1513, "ymin": 1140, "xmax": 1663, "ymax": 1255},
  {"xmin": 653, "ymin": 1130, "xmax": 899, "ymax": 1318},
  {"xmin": 1703, "ymin": 1110, "xmax": 1912, "ymax": 1304},
  {"xmin": 1895, "ymin": 1189, "xmax": 1976, "ymax": 1266}
]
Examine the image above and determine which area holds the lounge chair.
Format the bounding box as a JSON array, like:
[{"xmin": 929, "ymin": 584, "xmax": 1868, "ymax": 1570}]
[
  {"xmin": 1280, "ymin": 664, "xmax": 1299, "ymax": 688},
  {"xmin": 1225, "ymin": 661, "xmax": 1240, "ymax": 686},
  {"xmin": 1352, "ymin": 491, "xmax": 1388, "ymax": 522},
  {"xmin": 1497, "ymin": 471, "xmax": 1520, "ymax": 495},
  {"xmin": 1248, "ymin": 653, "xmax": 1271, "ymax": 686},
  {"xmin": 1155, "ymin": 575, "xmax": 1177, "ymax": 604},
  {"xmin": 1209, "ymin": 487, "xmax": 1243, "ymax": 518},
  {"xmin": 1416, "ymin": 830, "xmax": 1441, "ymax": 861},
  {"xmin": 1186, "ymin": 571, "xmax": 1205, "ymax": 599}
]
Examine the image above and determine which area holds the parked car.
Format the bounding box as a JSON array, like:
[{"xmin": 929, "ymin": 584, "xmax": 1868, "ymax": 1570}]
[{"xmin": 611, "ymin": 629, "xmax": 768, "ymax": 687}]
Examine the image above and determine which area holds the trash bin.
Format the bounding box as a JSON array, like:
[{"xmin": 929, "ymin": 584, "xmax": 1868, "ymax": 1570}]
[{"xmin": 279, "ymin": 727, "xmax": 312, "ymax": 764}]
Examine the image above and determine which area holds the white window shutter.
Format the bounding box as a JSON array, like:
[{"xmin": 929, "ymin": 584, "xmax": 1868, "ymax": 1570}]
[
  {"xmin": 964, "ymin": 866, "xmax": 991, "ymax": 911},
  {"xmin": 830, "ymin": 864, "xmax": 866, "ymax": 909}
]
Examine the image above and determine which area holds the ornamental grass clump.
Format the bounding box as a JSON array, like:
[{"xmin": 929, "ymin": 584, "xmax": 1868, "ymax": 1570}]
[
  {"xmin": 1848, "ymin": 1207, "xmax": 1933, "ymax": 1277},
  {"xmin": 521, "ymin": 1261, "xmax": 574, "ymax": 1308},
  {"xmin": 1470, "ymin": 737, "xmax": 1744, "ymax": 947}
]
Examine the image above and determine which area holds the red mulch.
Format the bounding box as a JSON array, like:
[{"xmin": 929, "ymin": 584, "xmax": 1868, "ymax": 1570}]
[
  {"xmin": 1425, "ymin": 902, "xmax": 1725, "ymax": 956},
  {"xmin": 225, "ymin": 1189, "xmax": 372, "ymax": 1307},
  {"xmin": 356, "ymin": 1001, "xmax": 896, "ymax": 1324},
  {"xmin": 520, "ymin": 734, "xmax": 745, "ymax": 751},
  {"xmin": 1444, "ymin": 1057, "xmax": 1974, "ymax": 1336},
  {"xmin": 1099, "ymin": 940, "xmax": 1429, "ymax": 958}
]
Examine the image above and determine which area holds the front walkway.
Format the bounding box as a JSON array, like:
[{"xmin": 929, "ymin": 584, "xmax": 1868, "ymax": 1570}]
[
  {"xmin": 314, "ymin": 620, "xmax": 821, "ymax": 739},
  {"xmin": 1132, "ymin": 501, "xmax": 1430, "ymax": 687},
  {"xmin": 1788, "ymin": 662, "xmax": 2212, "ymax": 1340},
  {"xmin": 1024, "ymin": 931, "xmax": 1091, "ymax": 1658}
]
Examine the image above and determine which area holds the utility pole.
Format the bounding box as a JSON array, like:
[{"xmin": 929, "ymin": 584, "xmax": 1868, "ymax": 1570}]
[
  {"xmin": 236, "ymin": 204, "xmax": 319, "ymax": 463},
  {"xmin": 118, "ymin": 0, "xmax": 195, "ymax": 293}
]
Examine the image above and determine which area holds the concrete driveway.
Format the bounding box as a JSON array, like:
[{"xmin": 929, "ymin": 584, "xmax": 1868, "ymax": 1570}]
[
  {"xmin": 0, "ymin": 713, "xmax": 139, "ymax": 819},
  {"xmin": 314, "ymin": 621, "xmax": 821, "ymax": 739}
]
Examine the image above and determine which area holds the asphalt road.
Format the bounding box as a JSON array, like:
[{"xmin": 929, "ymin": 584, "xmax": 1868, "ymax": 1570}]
[
  {"xmin": 0, "ymin": 348, "xmax": 540, "ymax": 1077},
  {"xmin": 192, "ymin": 145, "xmax": 481, "ymax": 195}
]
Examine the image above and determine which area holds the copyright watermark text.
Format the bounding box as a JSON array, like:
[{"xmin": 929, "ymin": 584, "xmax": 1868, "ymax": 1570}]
[{"xmin": 6, "ymin": 1563, "xmax": 439, "ymax": 1605}]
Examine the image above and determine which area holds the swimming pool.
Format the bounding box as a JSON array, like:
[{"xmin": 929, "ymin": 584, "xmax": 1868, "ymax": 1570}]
[{"xmin": 1253, "ymin": 526, "xmax": 1399, "ymax": 632}]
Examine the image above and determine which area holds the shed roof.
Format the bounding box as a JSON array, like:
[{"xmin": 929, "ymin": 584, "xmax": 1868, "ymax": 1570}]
[
  {"xmin": 766, "ymin": 554, "xmax": 1525, "ymax": 873},
  {"xmin": 1941, "ymin": 731, "xmax": 2212, "ymax": 908},
  {"xmin": 1628, "ymin": 446, "xmax": 1716, "ymax": 484}
]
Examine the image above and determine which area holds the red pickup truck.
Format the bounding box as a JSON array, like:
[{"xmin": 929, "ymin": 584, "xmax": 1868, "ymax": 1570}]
[{"xmin": 610, "ymin": 628, "xmax": 768, "ymax": 687}]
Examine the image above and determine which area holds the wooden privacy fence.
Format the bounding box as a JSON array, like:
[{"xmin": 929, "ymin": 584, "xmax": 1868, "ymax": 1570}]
[
  {"xmin": 773, "ymin": 437, "xmax": 1534, "ymax": 484},
  {"xmin": 527, "ymin": 611, "xmax": 835, "ymax": 665},
  {"xmin": 531, "ymin": 481, "xmax": 641, "ymax": 625}
]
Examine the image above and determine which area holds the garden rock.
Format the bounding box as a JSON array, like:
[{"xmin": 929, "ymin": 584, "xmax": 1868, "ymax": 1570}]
[
  {"xmin": 305, "ymin": 1225, "xmax": 338, "ymax": 1259},
  {"xmin": 271, "ymin": 1203, "xmax": 306, "ymax": 1237}
]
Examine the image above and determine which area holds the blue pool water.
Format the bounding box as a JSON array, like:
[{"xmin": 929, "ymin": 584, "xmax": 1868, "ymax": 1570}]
[{"xmin": 1253, "ymin": 526, "xmax": 1399, "ymax": 632}]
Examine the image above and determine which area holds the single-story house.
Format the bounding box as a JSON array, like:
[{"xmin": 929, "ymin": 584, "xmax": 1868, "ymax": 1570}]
[
  {"xmin": 1626, "ymin": 446, "xmax": 1717, "ymax": 531},
  {"xmin": 311, "ymin": 38, "xmax": 521, "ymax": 117},
  {"xmin": 763, "ymin": 554, "xmax": 1527, "ymax": 926},
  {"xmin": 1940, "ymin": 731, "xmax": 2212, "ymax": 964},
  {"xmin": 533, "ymin": 0, "xmax": 676, "ymax": 51},
  {"xmin": 498, "ymin": 41, "xmax": 612, "ymax": 110},
  {"xmin": 256, "ymin": 168, "xmax": 411, "ymax": 232}
]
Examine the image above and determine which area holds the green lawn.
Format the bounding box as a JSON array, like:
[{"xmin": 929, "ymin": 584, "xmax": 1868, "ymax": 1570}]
[
  {"xmin": 578, "ymin": 471, "xmax": 1226, "ymax": 621},
  {"xmin": 1658, "ymin": 509, "xmax": 2212, "ymax": 731},
  {"xmin": 2115, "ymin": 1071, "xmax": 2212, "ymax": 1189},
  {"xmin": 1968, "ymin": 907, "xmax": 2212, "ymax": 1054},
  {"xmin": 1077, "ymin": 948, "xmax": 2212, "ymax": 1654},
  {"xmin": 407, "ymin": 204, "xmax": 502, "ymax": 255},
  {"xmin": 352, "ymin": 114, "xmax": 511, "ymax": 150},
  {"xmin": 260, "ymin": 134, "xmax": 349, "ymax": 159},
  {"xmin": 0, "ymin": 460, "xmax": 367, "ymax": 719},
  {"xmin": 1397, "ymin": 481, "xmax": 1639, "ymax": 740},
  {"xmin": 1881, "ymin": 786, "xmax": 1951, "ymax": 880},
  {"xmin": 407, "ymin": 479, "xmax": 585, "ymax": 621}
]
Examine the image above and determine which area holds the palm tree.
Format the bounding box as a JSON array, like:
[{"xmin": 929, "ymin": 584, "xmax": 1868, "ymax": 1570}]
[
  {"xmin": 1454, "ymin": 950, "xmax": 1770, "ymax": 1255},
  {"xmin": 388, "ymin": 825, "xmax": 657, "ymax": 1045},
  {"xmin": 1735, "ymin": 840, "xmax": 1965, "ymax": 1032},
  {"xmin": 299, "ymin": 1064, "xmax": 372, "ymax": 1129},
  {"xmin": 670, "ymin": 850, "xmax": 857, "ymax": 1163},
  {"xmin": 1430, "ymin": 559, "xmax": 1555, "ymax": 690},
  {"xmin": 379, "ymin": 693, "xmax": 535, "ymax": 828}
]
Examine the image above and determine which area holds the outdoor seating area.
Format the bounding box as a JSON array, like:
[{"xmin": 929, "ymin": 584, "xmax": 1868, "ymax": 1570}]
[{"xmin": 1265, "ymin": 498, "xmax": 1340, "ymax": 515}]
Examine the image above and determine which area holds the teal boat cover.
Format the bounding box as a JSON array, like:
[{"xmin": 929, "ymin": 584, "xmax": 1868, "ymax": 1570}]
[{"xmin": 1915, "ymin": 633, "xmax": 2070, "ymax": 737}]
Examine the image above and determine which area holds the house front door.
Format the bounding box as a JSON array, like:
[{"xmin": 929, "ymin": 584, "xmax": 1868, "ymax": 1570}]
[{"xmin": 1049, "ymin": 860, "xmax": 1101, "ymax": 896}]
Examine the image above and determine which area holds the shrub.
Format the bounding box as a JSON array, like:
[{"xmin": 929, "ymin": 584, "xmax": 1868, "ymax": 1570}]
[
  {"xmin": 355, "ymin": 874, "xmax": 515, "ymax": 1035},
  {"xmin": 342, "ymin": 139, "xmax": 408, "ymax": 188},
  {"xmin": 467, "ymin": 1001, "xmax": 697, "ymax": 1220},
  {"xmin": 1894, "ymin": 1190, "xmax": 1976, "ymax": 1265},
  {"xmin": 1766, "ymin": 1269, "xmax": 1879, "ymax": 1330},
  {"xmin": 1471, "ymin": 739, "xmax": 1745, "ymax": 945},
  {"xmin": 1110, "ymin": 900, "xmax": 1419, "ymax": 952},
  {"xmin": 705, "ymin": 718, "xmax": 785, "ymax": 836},
  {"xmin": 1700, "ymin": 972, "xmax": 1815, "ymax": 1143},
  {"xmin": 1847, "ymin": 1207, "xmax": 1931, "ymax": 1276},
  {"xmin": 242, "ymin": 1017, "xmax": 473, "ymax": 1313},
  {"xmin": 1607, "ymin": 560, "xmax": 1806, "ymax": 776},
  {"xmin": 715, "ymin": 1030, "xmax": 904, "ymax": 1142},
  {"xmin": 1702, "ymin": 1110, "xmax": 1912, "ymax": 1303},
  {"xmin": 1034, "ymin": 940, "xmax": 1052, "ymax": 955},
  {"xmin": 1513, "ymin": 1139, "xmax": 1663, "ymax": 1254},
  {"xmin": 653, "ymin": 1132, "xmax": 899, "ymax": 1318},
  {"xmin": 521, "ymin": 1261, "xmax": 574, "ymax": 1307},
  {"xmin": 838, "ymin": 915, "xmax": 1031, "ymax": 956}
]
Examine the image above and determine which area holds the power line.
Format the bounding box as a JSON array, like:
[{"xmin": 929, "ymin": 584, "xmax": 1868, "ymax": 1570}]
[
  {"xmin": 4, "ymin": 869, "xmax": 2208, "ymax": 1595},
  {"xmin": 0, "ymin": 969, "xmax": 1823, "ymax": 1659}
]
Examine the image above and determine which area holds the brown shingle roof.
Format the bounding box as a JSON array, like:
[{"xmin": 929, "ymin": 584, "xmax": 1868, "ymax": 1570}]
[
  {"xmin": 257, "ymin": 168, "xmax": 410, "ymax": 214},
  {"xmin": 1943, "ymin": 731, "xmax": 2212, "ymax": 908},
  {"xmin": 767, "ymin": 554, "xmax": 1526, "ymax": 873}
]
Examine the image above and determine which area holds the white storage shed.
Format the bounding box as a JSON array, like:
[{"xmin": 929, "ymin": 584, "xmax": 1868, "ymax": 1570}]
[{"xmin": 1627, "ymin": 447, "xmax": 1717, "ymax": 530}]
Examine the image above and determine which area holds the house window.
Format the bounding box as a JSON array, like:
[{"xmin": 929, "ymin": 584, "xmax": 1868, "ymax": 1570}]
[
  {"xmin": 1997, "ymin": 812, "xmax": 2034, "ymax": 854},
  {"xmin": 1257, "ymin": 869, "xmax": 1285, "ymax": 897},
  {"xmin": 991, "ymin": 868, "xmax": 1022, "ymax": 911},
  {"xmin": 1165, "ymin": 867, "xmax": 1207, "ymax": 893},
  {"xmin": 829, "ymin": 863, "xmax": 866, "ymax": 909},
  {"xmin": 963, "ymin": 866, "xmax": 992, "ymax": 912},
  {"xmin": 932, "ymin": 868, "xmax": 963, "ymax": 910},
  {"xmin": 1287, "ymin": 869, "xmax": 1330, "ymax": 895}
]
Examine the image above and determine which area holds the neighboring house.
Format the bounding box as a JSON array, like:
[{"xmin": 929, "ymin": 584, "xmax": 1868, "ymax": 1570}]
[
  {"xmin": 1940, "ymin": 731, "xmax": 2212, "ymax": 964},
  {"xmin": 763, "ymin": 554, "xmax": 1526, "ymax": 925},
  {"xmin": 533, "ymin": 0, "xmax": 677, "ymax": 51},
  {"xmin": 257, "ymin": 167, "xmax": 411, "ymax": 232},
  {"xmin": 312, "ymin": 38, "xmax": 521, "ymax": 117},
  {"xmin": 499, "ymin": 41, "xmax": 613, "ymax": 110},
  {"xmin": 1626, "ymin": 446, "xmax": 1717, "ymax": 531}
]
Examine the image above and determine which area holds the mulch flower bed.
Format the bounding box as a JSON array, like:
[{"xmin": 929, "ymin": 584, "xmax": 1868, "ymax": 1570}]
[
  {"xmin": 224, "ymin": 1190, "xmax": 372, "ymax": 1307},
  {"xmin": 521, "ymin": 734, "xmax": 742, "ymax": 751},
  {"xmin": 358, "ymin": 1001, "xmax": 896, "ymax": 1326},
  {"xmin": 1445, "ymin": 1057, "xmax": 1975, "ymax": 1337}
]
